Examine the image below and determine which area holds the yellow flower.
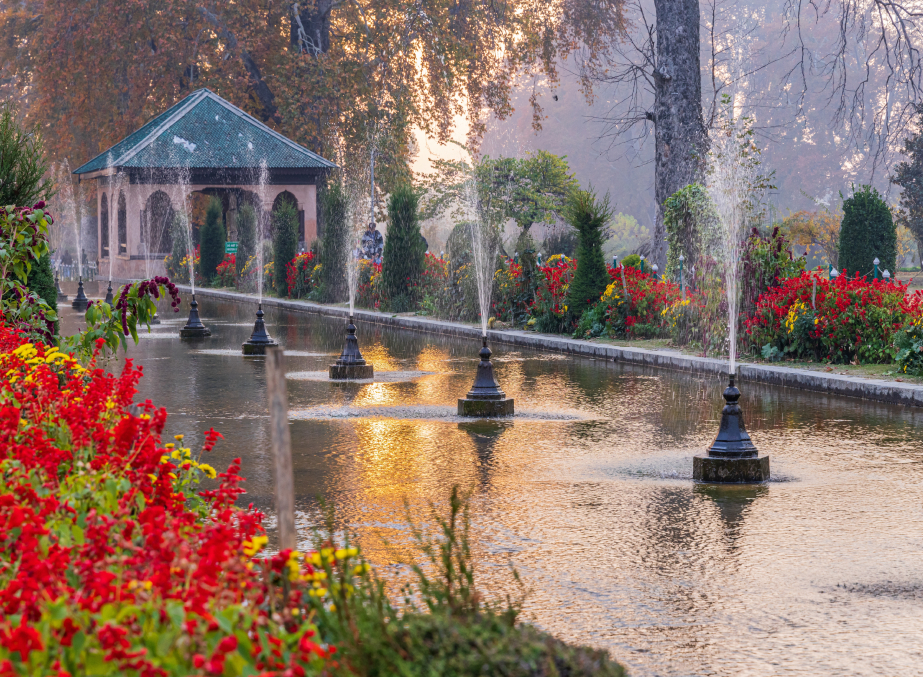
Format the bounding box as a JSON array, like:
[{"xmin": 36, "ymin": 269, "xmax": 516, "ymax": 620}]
[
  {"xmin": 198, "ymin": 463, "xmax": 217, "ymax": 479},
  {"xmin": 242, "ymin": 535, "xmax": 269, "ymax": 557}
]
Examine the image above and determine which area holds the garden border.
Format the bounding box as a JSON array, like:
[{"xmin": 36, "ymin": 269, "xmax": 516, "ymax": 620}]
[{"xmin": 170, "ymin": 285, "xmax": 923, "ymax": 407}]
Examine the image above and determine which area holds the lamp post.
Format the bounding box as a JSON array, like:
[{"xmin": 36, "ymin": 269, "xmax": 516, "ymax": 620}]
[
  {"xmin": 652, "ymin": 263, "xmax": 659, "ymax": 280},
  {"xmin": 640, "ymin": 255, "xmax": 646, "ymax": 274},
  {"xmin": 830, "ymin": 267, "xmax": 839, "ymax": 280},
  {"xmin": 612, "ymin": 255, "xmax": 618, "ymax": 269},
  {"xmin": 873, "ymin": 257, "xmax": 880, "ymax": 279},
  {"xmin": 883, "ymin": 269, "xmax": 891, "ymax": 281},
  {"xmin": 679, "ymin": 254, "xmax": 685, "ymax": 300}
]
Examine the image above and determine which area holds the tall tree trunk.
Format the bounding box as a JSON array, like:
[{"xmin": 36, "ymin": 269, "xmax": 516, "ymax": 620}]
[
  {"xmin": 291, "ymin": 1, "xmax": 333, "ymax": 55},
  {"xmin": 650, "ymin": 0, "xmax": 706, "ymax": 270}
]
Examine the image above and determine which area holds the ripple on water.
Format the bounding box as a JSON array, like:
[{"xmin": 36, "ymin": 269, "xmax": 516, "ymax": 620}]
[
  {"xmin": 288, "ymin": 404, "xmax": 591, "ymax": 423},
  {"xmin": 286, "ymin": 370, "xmax": 436, "ymax": 383},
  {"xmin": 194, "ymin": 349, "xmax": 332, "ymax": 357}
]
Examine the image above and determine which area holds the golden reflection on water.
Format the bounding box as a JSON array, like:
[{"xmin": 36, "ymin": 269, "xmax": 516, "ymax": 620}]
[{"xmin": 74, "ymin": 298, "xmax": 923, "ymax": 677}]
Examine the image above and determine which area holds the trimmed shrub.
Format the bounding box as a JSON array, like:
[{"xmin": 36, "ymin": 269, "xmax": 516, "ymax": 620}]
[
  {"xmin": 620, "ymin": 253, "xmax": 642, "ymax": 270},
  {"xmin": 838, "ymin": 185, "xmax": 897, "ymax": 276},
  {"xmin": 0, "ymin": 103, "xmax": 52, "ymax": 206},
  {"xmin": 198, "ymin": 197, "xmax": 225, "ymax": 282},
  {"xmin": 26, "ymin": 252, "xmax": 57, "ymax": 335},
  {"xmin": 272, "ymin": 200, "xmax": 299, "ymax": 295},
  {"xmin": 565, "ymin": 188, "xmax": 613, "ymax": 321},
  {"xmin": 319, "ymin": 183, "xmax": 349, "ymax": 303},
  {"xmin": 382, "ymin": 184, "xmax": 426, "ymax": 312}
]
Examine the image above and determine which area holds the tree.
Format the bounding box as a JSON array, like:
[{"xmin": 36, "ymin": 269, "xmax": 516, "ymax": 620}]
[
  {"xmin": 781, "ymin": 210, "xmax": 842, "ymax": 268},
  {"xmin": 198, "ymin": 198, "xmax": 225, "ymax": 282},
  {"xmin": 838, "ymin": 186, "xmax": 896, "ymax": 276},
  {"xmin": 236, "ymin": 205, "xmax": 257, "ymax": 282},
  {"xmin": 0, "ymin": 0, "xmax": 625, "ymax": 201},
  {"xmin": 566, "ymin": 188, "xmax": 613, "ymax": 320},
  {"xmin": 382, "ymin": 185, "xmax": 426, "ymax": 312},
  {"xmin": 272, "ymin": 201, "xmax": 299, "ymax": 296},
  {"xmin": 578, "ymin": 0, "xmax": 923, "ymax": 270},
  {"xmin": 0, "ymin": 103, "xmax": 51, "ymax": 207},
  {"xmin": 893, "ymin": 107, "xmax": 923, "ymax": 258},
  {"xmin": 421, "ymin": 149, "xmax": 578, "ymax": 235},
  {"xmin": 318, "ymin": 183, "xmax": 349, "ymax": 303}
]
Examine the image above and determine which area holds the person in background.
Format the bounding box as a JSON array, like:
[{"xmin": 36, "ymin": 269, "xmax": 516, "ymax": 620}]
[{"xmin": 361, "ymin": 221, "xmax": 383, "ymax": 260}]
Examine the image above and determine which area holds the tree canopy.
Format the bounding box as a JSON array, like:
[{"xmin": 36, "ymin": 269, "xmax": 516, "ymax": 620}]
[
  {"xmin": 0, "ymin": 0, "xmax": 625, "ymax": 193},
  {"xmin": 421, "ymin": 149, "xmax": 578, "ymax": 233}
]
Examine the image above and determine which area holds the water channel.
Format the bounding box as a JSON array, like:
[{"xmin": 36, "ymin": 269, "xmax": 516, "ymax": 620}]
[{"xmin": 61, "ymin": 296, "xmax": 923, "ymax": 676}]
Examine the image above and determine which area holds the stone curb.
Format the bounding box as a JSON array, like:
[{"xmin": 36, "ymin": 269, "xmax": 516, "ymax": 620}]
[{"xmin": 171, "ymin": 284, "xmax": 923, "ymax": 407}]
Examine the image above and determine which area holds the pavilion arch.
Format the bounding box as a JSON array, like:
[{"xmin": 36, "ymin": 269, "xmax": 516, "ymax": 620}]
[
  {"xmin": 100, "ymin": 193, "xmax": 109, "ymax": 258},
  {"xmin": 117, "ymin": 192, "xmax": 127, "ymax": 255},
  {"xmin": 142, "ymin": 190, "xmax": 175, "ymax": 255},
  {"xmin": 271, "ymin": 191, "xmax": 304, "ymax": 241}
]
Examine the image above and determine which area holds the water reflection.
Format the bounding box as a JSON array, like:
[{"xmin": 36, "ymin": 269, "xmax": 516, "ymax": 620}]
[{"xmin": 58, "ymin": 296, "xmax": 923, "ymax": 676}]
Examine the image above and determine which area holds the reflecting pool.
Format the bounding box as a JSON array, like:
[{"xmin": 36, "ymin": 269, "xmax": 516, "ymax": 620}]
[{"xmin": 61, "ymin": 297, "xmax": 923, "ymax": 676}]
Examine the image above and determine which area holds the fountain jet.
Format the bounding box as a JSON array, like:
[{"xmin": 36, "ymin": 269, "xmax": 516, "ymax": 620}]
[
  {"xmin": 179, "ymin": 294, "xmax": 211, "ymax": 339},
  {"xmin": 71, "ymin": 278, "xmax": 90, "ymax": 311},
  {"xmin": 458, "ymin": 337, "xmax": 514, "ymax": 417},
  {"xmin": 329, "ymin": 317, "xmax": 373, "ymax": 379},
  {"xmin": 242, "ymin": 303, "xmax": 277, "ymax": 354},
  {"xmin": 693, "ymin": 376, "xmax": 769, "ymax": 482},
  {"xmin": 55, "ymin": 271, "xmax": 68, "ymax": 302}
]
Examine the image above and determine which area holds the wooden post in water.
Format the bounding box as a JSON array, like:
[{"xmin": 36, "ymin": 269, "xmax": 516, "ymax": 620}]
[{"xmin": 265, "ymin": 345, "xmax": 296, "ymax": 552}]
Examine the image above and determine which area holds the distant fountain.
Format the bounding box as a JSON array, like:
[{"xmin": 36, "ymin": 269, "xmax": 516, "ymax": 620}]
[
  {"xmin": 694, "ymin": 106, "xmax": 768, "ymax": 482},
  {"xmin": 53, "ymin": 161, "xmax": 91, "ymax": 312},
  {"xmin": 243, "ymin": 160, "xmax": 277, "ymax": 354},
  {"xmin": 176, "ymin": 167, "xmax": 211, "ymax": 339},
  {"xmin": 458, "ymin": 179, "xmax": 513, "ymax": 417},
  {"xmin": 329, "ymin": 156, "xmax": 373, "ymax": 378}
]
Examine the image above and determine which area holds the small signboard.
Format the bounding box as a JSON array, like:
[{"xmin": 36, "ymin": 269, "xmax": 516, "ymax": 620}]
[{"xmin": 225, "ymin": 241, "xmax": 239, "ymax": 254}]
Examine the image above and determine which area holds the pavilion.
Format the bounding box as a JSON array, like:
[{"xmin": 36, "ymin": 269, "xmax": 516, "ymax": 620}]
[{"xmin": 74, "ymin": 88, "xmax": 336, "ymax": 279}]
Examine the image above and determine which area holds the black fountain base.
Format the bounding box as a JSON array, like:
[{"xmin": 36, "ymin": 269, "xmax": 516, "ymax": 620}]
[
  {"xmin": 458, "ymin": 338, "xmax": 514, "ymax": 417},
  {"xmin": 693, "ymin": 455, "xmax": 770, "ymax": 483},
  {"xmin": 150, "ymin": 313, "xmax": 161, "ymax": 325},
  {"xmin": 241, "ymin": 303, "xmax": 276, "ymax": 355},
  {"xmin": 329, "ymin": 318, "xmax": 373, "ymax": 379},
  {"xmin": 71, "ymin": 278, "xmax": 89, "ymax": 311},
  {"xmin": 693, "ymin": 375, "xmax": 769, "ymax": 483},
  {"xmin": 179, "ymin": 294, "xmax": 211, "ymax": 339}
]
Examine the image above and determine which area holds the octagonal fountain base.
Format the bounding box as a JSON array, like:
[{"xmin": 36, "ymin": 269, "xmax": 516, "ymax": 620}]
[
  {"xmin": 329, "ymin": 363, "xmax": 374, "ymax": 379},
  {"xmin": 693, "ymin": 454, "xmax": 769, "ymax": 483},
  {"xmin": 458, "ymin": 397, "xmax": 514, "ymax": 417}
]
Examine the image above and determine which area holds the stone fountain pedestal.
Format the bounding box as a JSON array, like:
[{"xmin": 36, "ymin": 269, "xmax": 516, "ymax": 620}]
[
  {"xmin": 329, "ymin": 319, "xmax": 373, "ymax": 379},
  {"xmin": 458, "ymin": 338, "xmax": 514, "ymax": 417},
  {"xmin": 71, "ymin": 278, "xmax": 90, "ymax": 311},
  {"xmin": 241, "ymin": 303, "xmax": 276, "ymax": 354},
  {"xmin": 179, "ymin": 294, "xmax": 211, "ymax": 339},
  {"xmin": 693, "ymin": 376, "xmax": 769, "ymax": 483}
]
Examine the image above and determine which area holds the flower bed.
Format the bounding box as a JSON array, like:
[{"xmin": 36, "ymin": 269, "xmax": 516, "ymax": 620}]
[
  {"xmin": 0, "ymin": 326, "xmax": 335, "ymax": 675},
  {"xmin": 214, "ymin": 253, "xmax": 236, "ymax": 287},
  {"xmin": 286, "ymin": 252, "xmax": 318, "ymax": 299},
  {"xmin": 574, "ymin": 266, "xmax": 682, "ymax": 339},
  {"xmin": 745, "ymin": 271, "xmax": 923, "ymax": 363}
]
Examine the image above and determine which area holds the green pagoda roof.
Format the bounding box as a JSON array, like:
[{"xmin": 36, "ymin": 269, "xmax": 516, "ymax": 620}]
[{"xmin": 74, "ymin": 89, "xmax": 336, "ymax": 175}]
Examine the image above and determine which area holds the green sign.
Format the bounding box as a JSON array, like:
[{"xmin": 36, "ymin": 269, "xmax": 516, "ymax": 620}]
[{"xmin": 225, "ymin": 241, "xmax": 239, "ymax": 254}]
